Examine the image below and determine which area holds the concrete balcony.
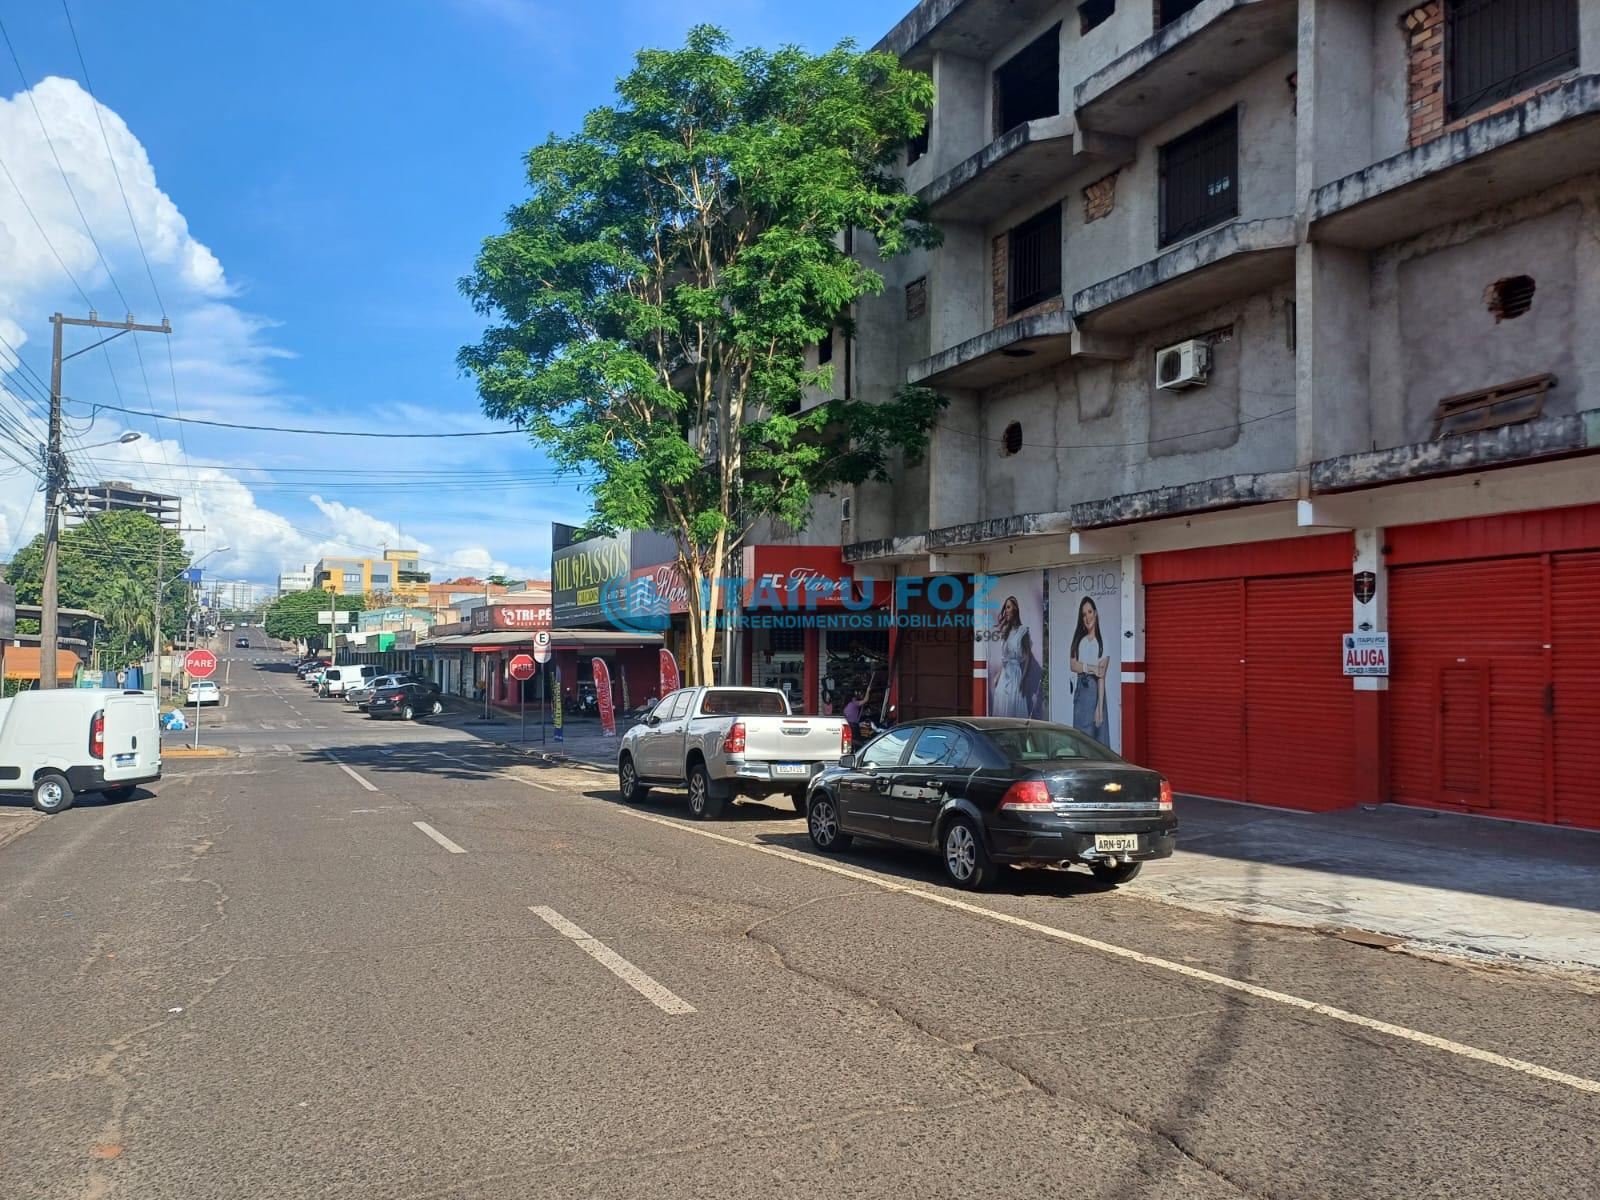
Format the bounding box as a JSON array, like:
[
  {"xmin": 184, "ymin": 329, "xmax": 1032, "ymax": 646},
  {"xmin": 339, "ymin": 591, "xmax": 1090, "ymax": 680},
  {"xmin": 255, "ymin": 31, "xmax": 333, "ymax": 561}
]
[
  {"xmin": 1073, "ymin": 0, "xmax": 1296, "ymax": 140},
  {"xmin": 907, "ymin": 306, "xmax": 1073, "ymax": 388},
  {"xmin": 877, "ymin": 0, "xmax": 1060, "ymax": 65},
  {"xmin": 1310, "ymin": 74, "xmax": 1600, "ymax": 249},
  {"xmin": 1071, "ymin": 216, "xmax": 1295, "ymax": 337},
  {"xmin": 918, "ymin": 116, "xmax": 1132, "ymax": 222}
]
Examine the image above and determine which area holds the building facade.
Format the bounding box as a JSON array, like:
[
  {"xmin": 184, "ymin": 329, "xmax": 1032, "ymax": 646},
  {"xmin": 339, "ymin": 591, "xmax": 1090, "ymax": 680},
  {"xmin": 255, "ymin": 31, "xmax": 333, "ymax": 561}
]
[
  {"xmin": 64, "ymin": 480, "xmax": 181, "ymax": 530},
  {"xmin": 824, "ymin": 0, "xmax": 1600, "ymax": 830},
  {"xmin": 313, "ymin": 550, "xmax": 430, "ymax": 599},
  {"xmin": 277, "ymin": 567, "xmax": 314, "ymax": 594}
]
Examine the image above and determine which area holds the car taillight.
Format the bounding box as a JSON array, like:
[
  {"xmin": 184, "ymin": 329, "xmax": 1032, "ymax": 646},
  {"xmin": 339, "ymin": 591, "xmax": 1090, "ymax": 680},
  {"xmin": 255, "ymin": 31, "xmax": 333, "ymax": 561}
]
[
  {"xmin": 998, "ymin": 780, "xmax": 1053, "ymax": 812},
  {"xmin": 841, "ymin": 723, "xmax": 852, "ymax": 752},
  {"xmin": 1159, "ymin": 779, "xmax": 1173, "ymax": 811},
  {"xmin": 722, "ymin": 721, "xmax": 746, "ymax": 754},
  {"xmin": 89, "ymin": 710, "xmax": 105, "ymax": 760}
]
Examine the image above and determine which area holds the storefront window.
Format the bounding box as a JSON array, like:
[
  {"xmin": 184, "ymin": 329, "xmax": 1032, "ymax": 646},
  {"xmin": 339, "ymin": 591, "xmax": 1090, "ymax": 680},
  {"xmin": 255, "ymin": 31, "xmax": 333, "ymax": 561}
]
[
  {"xmin": 751, "ymin": 627, "xmax": 805, "ymax": 709},
  {"xmin": 821, "ymin": 629, "xmax": 889, "ymax": 717}
]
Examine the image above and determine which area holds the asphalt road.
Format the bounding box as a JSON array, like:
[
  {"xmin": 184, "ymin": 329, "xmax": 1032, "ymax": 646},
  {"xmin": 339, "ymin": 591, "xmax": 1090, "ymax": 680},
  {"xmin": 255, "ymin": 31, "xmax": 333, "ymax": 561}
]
[{"xmin": 4, "ymin": 638, "xmax": 1598, "ymax": 1199}]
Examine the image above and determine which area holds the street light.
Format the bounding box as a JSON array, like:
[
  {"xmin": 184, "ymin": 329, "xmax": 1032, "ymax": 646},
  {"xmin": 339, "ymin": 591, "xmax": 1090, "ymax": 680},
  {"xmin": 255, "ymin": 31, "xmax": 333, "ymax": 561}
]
[{"xmin": 74, "ymin": 431, "xmax": 143, "ymax": 451}]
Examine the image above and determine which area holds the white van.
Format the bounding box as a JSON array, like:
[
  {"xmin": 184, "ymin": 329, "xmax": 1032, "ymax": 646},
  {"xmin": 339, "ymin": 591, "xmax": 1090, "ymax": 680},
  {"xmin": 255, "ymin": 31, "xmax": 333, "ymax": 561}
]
[
  {"xmin": 318, "ymin": 664, "xmax": 377, "ymax": 697},
  {"xmin": 0, "ymin": 689, "xmax": 162, "ymax": 814}
]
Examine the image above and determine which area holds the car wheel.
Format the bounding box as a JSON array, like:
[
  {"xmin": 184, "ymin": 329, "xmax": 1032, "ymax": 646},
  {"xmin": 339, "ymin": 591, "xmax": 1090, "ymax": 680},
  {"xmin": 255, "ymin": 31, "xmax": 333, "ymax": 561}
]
[
  {"xmin": 401, "ymin": 704, "xmax": 415, "ymax": 721},
  {"xmin": 430, "ymin": 700, "xmax": 443, "ymax": 716},
  {"xmin": 807, "ymin": 792, "xmax": 852, "ymax": 852},
  {"xmin": 103, "ymin": 785, "xmax": 137, "ymax": 803},
  {"xmin": 685, "ymin": 763, "xmax": 724, "ymax": 820},
  {"xmin": 1090, "ymin": 860, "xmax": 1143, "ymax": 886},
  {"xmin": 941, "ymin": 816, "xmax": 994, "ymax": 891},
  {"xmin": 618, "ymin": 754, "xmax": 649, "ymax": 804},
  {"xmin": 32, "ymin": 773, "xmax": 74, "ymax": 815}
]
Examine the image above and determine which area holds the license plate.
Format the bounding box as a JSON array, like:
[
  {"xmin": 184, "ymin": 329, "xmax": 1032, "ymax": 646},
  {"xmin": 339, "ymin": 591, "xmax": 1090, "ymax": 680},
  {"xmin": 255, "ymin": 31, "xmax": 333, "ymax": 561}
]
[
  {"xmin": 114, "ymin": 753, "xmax": 136, "ymax": 767},
  {"xmin": 1095, "ymin": 834, "xmax": 1139, "ymax": 853},
  {"xmin": 772, "ymin": 763, "xmax": 811, "ymax": 777}
]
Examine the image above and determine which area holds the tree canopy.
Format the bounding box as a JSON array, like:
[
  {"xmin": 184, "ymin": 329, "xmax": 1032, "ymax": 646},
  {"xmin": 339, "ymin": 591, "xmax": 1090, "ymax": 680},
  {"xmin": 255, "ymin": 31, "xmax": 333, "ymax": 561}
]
[
  {"xmin": 4, "ymin": 511, "xmax": 190, "ymax": 664},
  {"xmin": 460, "ymin": 25, "xmax": 944, "ymax": 681},
  {"xmin": 264, "ymin": 588, "xmax": 365, "ymax": 647}
]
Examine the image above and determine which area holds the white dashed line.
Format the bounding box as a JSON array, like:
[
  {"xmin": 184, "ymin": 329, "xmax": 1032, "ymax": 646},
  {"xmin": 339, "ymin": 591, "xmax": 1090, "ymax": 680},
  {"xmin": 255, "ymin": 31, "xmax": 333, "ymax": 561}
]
[
  {"xmin": 273, "ymin": 744, "xmax": 292, "ymax": 753},
  {"xmin": 529, "ymin": 906, "xmax": 695, "ymax": 1015},
  {"xmin": 324, "ymin": 752, "xmax": 378, "ymax": 792},
  {"xmin": 413, "ymin": 821, "xmax": 466, "ymax": 854},
  {"xmin": 612, "ymin": 807, "xmax": 1600, "ymax": 1095},
  {"xmin": 509, "ymin": 774, "xmax": 556, "ymax": 792}
]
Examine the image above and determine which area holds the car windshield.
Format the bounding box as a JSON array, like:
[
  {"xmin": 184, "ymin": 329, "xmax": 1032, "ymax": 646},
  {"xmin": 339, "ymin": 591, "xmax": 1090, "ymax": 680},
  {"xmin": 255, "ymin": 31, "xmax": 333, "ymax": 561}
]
[
  {"xmin": 698, "ymin": 689, "xmax": 788, "ymax": 716},
  {"xmin": 984, "ymin": 723, "xmax": 1115, "ymax": 764}
]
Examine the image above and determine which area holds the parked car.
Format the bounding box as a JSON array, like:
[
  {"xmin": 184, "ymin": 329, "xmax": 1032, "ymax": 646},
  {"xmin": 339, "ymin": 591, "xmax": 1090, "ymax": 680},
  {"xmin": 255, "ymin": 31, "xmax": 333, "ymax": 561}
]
[
  {"xmin": 318, "ymin": 664, "xmax": 377, "ymax": 698},
  {"xmin": 367, "ymin": 681, "xmax": 443, "ymax": 721},
  {"xmin": 0, "ymin": 689, "xmax": 162, "ymax": 813},
  {"xmin": 804, "ymin": 718, "xmax": 1176, "ymax": 891},
  {"xmin": 618, "ymin": 686, "xmax": 850, "ymax": 820},
  {"xmin": 347, "ymin": 672, "xmax": 429, "ymax": 709},
  {"xmin": 185, "ymin": 680, "xmax": 221, "ymax": 706}
]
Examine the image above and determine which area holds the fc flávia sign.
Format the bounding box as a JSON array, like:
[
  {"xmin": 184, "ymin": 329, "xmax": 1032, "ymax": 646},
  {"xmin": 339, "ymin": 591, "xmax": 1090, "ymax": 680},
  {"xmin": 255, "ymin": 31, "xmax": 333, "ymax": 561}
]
[{"xmin": 1342, "ymin": 632, "xmax": 1390, "ymax": 677}]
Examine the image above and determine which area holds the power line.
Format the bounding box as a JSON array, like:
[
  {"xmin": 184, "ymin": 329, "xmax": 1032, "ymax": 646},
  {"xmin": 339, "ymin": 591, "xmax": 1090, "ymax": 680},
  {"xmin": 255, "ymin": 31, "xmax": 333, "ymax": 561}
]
[{"xmin": 71, "ymin": 398, "xmax": 526, "ymax": 438}]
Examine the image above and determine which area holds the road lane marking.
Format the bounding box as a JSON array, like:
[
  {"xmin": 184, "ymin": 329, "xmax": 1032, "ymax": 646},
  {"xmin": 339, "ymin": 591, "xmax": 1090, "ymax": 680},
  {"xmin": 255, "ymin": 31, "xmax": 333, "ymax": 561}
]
[
  {"xmin": 529, "ymin": 906, "xmax": 695, "ymax": 1015},
  {"xmin": 509, "ymin": 774, "xmax": 555, "ymax": 792},
  {"xmin": 413, "ymin": 821, "xmax": 466, "ymax": 854},
  {"xmin": 273, "ymin": 744, "xmax": 292, "ymax": 753},
  {"xmin": 324, "ymin": 752, "xmax": 378, "ymax": 792},
  {"xmin": 612, "ymin": 808, "xmax": 1600, "ymax": 1096}
]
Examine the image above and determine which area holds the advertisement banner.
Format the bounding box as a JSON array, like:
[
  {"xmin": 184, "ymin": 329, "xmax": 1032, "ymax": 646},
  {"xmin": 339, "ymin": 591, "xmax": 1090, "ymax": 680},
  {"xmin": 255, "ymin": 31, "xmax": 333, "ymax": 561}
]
[
  {"xmin": 592, "ymin": 657, "xmax": 616, "ymax": 737},
  {"xmin": 1047, "ymin": 563, "xmax": 1122, "ymax": 751},
  {"xmin": 659, "ymin": 648, "xmax": 680, "ymax": 695},
  {"xmin": 552, "ymin": 663, "xmax": 564, "ymax": 742},
  {"xmin": 975, "ymin": 570, "xmax": 1046, "ymax": 720}
]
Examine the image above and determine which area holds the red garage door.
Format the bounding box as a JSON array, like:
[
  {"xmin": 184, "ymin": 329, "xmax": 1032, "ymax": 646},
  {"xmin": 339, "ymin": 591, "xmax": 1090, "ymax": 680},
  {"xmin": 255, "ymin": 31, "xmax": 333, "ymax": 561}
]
[
  {"xmin": 1552, "ymin": 552, "xmax": 1600, "ymax": 829},
  {"xmin": 1144, "ymin": 535, "xmax": 1356, "ymax": 811}
]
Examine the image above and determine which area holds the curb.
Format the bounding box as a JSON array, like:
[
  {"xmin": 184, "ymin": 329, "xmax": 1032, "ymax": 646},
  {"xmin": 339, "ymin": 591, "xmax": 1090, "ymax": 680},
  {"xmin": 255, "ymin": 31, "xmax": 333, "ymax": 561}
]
[{"xmin": 162, "ymin": 745, "xmax": 234, "ymax": 759}]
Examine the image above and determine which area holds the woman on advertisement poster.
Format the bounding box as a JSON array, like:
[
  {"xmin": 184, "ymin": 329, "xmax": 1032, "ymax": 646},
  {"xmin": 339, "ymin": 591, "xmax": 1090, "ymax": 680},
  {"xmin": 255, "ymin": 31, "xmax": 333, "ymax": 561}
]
[
  {"xmin": 1069, "ymin": 596, "xmax": 1111, "ymax": 742},
  {"xmin": 989, "ymin": 595, "xmax": 1043, "ymax": 719}
]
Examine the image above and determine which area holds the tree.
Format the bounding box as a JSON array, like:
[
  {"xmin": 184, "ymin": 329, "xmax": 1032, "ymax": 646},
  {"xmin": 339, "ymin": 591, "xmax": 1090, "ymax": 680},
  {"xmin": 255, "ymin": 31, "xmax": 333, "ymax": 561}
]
[
  {"xmin": 264, "ymin": 588, "xmax": 364, "ymax": 648},
  {"xmin": 4, "ymin": 511, "xmax": 190, "ymax": 662},
  {"xmin": 461, "ymin": 26, "xmax": 945, "ymax": 683}
]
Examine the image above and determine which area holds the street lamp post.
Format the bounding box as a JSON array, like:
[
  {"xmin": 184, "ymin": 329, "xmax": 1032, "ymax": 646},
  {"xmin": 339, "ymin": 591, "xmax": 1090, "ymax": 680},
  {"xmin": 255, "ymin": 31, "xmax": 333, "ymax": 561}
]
[{"xmin": 154, "ymin": 547, "xmax": 227, "ymax": 697}]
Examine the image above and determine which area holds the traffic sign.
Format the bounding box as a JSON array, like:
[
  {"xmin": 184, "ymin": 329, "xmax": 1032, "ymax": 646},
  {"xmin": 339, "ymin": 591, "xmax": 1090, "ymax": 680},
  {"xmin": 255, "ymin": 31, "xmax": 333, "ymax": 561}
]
[
  {"xmin": 508, "ymin": 653, "xmax": 536, "ymax": 681},
  {"xmin": 184, "ymin": 649, "xmax": 218, "ymax": 679}
]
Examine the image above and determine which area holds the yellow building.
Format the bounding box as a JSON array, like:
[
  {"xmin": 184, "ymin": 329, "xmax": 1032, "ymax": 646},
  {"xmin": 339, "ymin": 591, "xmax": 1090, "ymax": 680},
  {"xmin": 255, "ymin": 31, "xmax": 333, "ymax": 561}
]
[{"xmin": 313, "ymin": 551, "xmax": 430, "ymax": 601}]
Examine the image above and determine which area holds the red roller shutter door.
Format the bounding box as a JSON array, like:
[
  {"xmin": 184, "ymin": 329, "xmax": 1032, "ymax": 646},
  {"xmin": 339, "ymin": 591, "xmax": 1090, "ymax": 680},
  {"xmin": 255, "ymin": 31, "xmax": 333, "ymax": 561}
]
[
  {"xmin": 1243, "ymin": 574, "xmax": 1356, "ymax": 812},
  {"xmin": 1145, "ymin": 581, "xmax": 1244, "ymax": 800},
  {"xmin": 1387, "ymin": 558, "xmax": 1549, "ymax": 823},
  {"xmin": 1552, "ymin": 552, "xmax": 1600, "ymax": 829},
  {"xmin": 1147, "ymin": 572, "xmax": 1353, "ymax": 810}
]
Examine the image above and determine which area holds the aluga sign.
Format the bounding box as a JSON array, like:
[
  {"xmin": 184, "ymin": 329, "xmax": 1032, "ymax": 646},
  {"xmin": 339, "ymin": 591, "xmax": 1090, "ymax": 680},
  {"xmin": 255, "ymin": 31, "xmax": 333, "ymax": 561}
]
[{"xmin": 1342, "ymin": 632, "xmax": 1390, "ymax": 677}]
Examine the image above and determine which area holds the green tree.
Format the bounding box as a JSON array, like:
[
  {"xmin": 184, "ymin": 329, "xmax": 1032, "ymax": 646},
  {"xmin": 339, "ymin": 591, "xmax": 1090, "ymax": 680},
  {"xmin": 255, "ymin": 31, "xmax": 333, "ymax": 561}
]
[
  {"xmin": 4, "ymin": 511, "xmax": 190, "ymax": 663},
  {"xmin": 264, "ymin": 589, "xmax": 364, "ymax": 648},
  {"xmin": 460, "ymin": 26, "xmax": 944, "ymax": 683}
]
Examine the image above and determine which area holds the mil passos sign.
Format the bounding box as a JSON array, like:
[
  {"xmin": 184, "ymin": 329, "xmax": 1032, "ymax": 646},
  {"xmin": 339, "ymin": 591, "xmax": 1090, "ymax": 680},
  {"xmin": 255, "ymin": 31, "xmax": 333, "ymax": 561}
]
[{"xmin": 1342, "ymin": 632, "xmax": 1390, "ymax": 677}]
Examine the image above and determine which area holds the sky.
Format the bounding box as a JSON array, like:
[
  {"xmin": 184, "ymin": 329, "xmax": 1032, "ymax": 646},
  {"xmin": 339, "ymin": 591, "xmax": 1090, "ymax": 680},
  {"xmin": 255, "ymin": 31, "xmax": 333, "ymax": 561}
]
[{"xmin": 0, "ymin": 0, "xmax": 907, "ymax": 586}]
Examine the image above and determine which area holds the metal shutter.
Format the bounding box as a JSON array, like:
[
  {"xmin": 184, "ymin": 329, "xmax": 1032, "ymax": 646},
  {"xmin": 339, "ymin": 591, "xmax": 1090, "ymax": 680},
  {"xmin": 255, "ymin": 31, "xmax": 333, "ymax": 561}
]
[
  {"xmin": 896, "ymin": 591, "xmax": 972, "ymax": 721},
  {"xmin": 1388, "ymin": 558, "xmax": 1549, "ymax": 822},
  {"xmin": 1145, "ymin": 580, "xmax": 1245, "ymax": 799},
  {"xmin": 1552, "ymin": 552, "xmax": 1600, "ymax": 829},
  {"xmin": 1244, "ymin": 574, "xmax": 1355, "ymax": 811}
]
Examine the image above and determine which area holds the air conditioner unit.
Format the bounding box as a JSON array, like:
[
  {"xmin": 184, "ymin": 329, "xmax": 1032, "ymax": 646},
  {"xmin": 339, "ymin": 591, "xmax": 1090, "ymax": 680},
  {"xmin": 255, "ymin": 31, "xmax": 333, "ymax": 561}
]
[{"xmin": 1155, "ymin": 339, "xmax": 1210, "ymax": 390}]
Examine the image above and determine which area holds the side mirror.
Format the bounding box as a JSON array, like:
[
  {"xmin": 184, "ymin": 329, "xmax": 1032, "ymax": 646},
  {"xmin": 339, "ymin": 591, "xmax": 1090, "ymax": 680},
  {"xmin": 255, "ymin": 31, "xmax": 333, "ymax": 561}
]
[
  {"xmin": 646, "ymin": 714, "xmax": 661, "ymax": 727},
  {"xmin": 838, "ymin": 753, "xmax": 855, "ymax": 768}
]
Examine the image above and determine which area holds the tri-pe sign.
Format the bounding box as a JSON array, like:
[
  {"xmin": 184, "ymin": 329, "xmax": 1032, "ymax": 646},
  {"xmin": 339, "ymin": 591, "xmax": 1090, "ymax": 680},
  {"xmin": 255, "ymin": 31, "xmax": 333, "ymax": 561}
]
[{"xmin": 1342, "ymin": 632, "xmax": 1389, "ymax": 677}]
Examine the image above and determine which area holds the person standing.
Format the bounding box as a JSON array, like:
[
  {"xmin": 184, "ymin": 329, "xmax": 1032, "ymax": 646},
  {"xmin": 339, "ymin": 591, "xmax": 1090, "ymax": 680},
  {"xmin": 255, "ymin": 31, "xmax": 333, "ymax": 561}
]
[
  {"xmin": 989, "ymin": 595, "xmax": 1039, "ymax": 719},
  {"xmin": 842, "ymin": 690, "xmax": 863, "ymax": 739}
]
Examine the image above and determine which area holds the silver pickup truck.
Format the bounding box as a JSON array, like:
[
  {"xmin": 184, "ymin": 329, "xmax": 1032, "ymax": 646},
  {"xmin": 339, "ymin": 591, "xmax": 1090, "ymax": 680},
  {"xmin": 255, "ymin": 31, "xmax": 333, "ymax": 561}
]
[{"xmin": 617, "ymin": 686, "xmax": 850, "ymax": 819}]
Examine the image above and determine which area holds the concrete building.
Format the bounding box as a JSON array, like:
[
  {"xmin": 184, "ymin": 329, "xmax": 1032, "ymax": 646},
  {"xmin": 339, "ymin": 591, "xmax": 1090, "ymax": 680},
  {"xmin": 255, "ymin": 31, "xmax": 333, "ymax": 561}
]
[
  {"xmin": 812, "ymin": 0, "xmax": 1600, "ymax": 830},
  {"xmin": 65, "ymin": 480, "xmax": 181, "ymax": 530},
  {"xmin": 313, "ymin": 550, "xmax": 430, "ymax": 600},
  {"xmin": 207, "ymin": 580, "xmax": 276, "ymax": 611},
  {"xmin": 277, "ymin": 567, "xmax": 315, "ymax": 594}
]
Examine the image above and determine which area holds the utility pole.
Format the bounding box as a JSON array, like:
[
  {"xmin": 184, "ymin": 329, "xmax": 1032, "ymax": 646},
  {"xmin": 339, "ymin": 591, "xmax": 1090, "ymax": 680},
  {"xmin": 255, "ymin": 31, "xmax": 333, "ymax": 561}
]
[{"xmin": 40, "ymin": 311, "xmax": 171, "ymax": 690}]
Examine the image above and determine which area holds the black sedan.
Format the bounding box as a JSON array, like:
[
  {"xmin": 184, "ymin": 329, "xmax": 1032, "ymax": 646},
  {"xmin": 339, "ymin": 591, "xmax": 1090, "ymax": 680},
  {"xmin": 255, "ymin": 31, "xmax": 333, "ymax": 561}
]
[
  {"xmin": 804, "ymin": 718, "xmax": 1175, "ymax": 891},
  {"xmin": 367, "ymin": 681, "xmax": 444, "ymax": 721}
]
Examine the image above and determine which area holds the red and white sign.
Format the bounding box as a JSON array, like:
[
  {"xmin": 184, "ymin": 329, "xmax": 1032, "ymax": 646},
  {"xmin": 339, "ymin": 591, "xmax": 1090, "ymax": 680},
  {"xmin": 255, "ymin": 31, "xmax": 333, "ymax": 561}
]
[
  {"xmin": 592, "ymin": 657, "xmax": 617, "ymax": 737},
  {"xmin": 184, "ymin": 648, "xmax": 217, "ymax": 679},
  {"xmin": 533, "ymin": 630, "xmax": 552, "ymax": 664},
  {"xmin": 1342, "ymin": 632, "xmax": 1390, "ymax": 677},
  {"xmin": 627, "ymin": 561, "xmax": 691, "ymax": 615},
  {"xmin": 659, "ymin": 648, "xmax": 680, "ymax": 695},
  {"xmin": 508, "ymin": 653, "xmax": 536, "ymax": 681},
  {"xmin": 471, "ymin": 604, "xmax": 553, "ymax": 633},
  {"xmin": 740, "ymin": 545, "xmax": 865, "ymax": 608}
]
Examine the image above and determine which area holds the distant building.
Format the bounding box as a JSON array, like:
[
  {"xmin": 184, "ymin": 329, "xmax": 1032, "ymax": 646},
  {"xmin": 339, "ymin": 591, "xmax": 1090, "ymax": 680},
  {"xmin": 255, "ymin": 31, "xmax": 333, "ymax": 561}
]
[
  {"xmin": 65, "ymin": 480, "xmax": 181, "ymax": 530},
  {"xmin": 314, "ymin": 550, "xmax": 431, "ymax": 599},
  {"xmin": 277, "ymin": 567, "xmax": 314, "ymax": 594},
  {"xmin": 208, "ymin": 580, "xmax": 276, "ymax": 611}
]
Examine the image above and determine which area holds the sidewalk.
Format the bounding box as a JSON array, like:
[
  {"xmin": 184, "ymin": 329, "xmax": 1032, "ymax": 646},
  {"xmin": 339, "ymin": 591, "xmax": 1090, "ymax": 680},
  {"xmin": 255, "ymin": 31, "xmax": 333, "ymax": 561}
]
[
  {"xmin": 432, "ymin": 695, "xmax": 619, "ymax": 768},
  {"xmin": 1142, "ymin": 796, "xmax": 1600, "ymax": 976}
]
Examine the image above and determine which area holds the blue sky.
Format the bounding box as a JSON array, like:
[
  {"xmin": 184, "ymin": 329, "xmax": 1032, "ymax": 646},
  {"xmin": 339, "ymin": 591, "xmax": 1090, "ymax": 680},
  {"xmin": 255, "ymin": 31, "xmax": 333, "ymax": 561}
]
[{"xmin": 0, "ymin": 0, "xmax": 909, "ymax": 584}]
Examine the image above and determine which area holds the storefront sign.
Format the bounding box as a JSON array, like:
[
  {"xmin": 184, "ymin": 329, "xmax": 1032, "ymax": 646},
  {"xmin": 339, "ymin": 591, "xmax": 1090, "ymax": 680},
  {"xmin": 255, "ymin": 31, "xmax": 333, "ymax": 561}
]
[
  {"xmin": 741, "ymin": 545, "xmax": 865, "ymax": 609},
  {"xmin": 1048, "ymin": 564, "xmax": 1123, "ymax": 751},
  {"xmin": 592, "ymin": 657, "xmax": 616, "ymax": 736},
  {"xmin": 552, "ymin": 528, "xmax": 677, "ymax": 627},
  {"xmin": 392, "ymin": 630, "xmax": 417, "ymax": 651},
  {"xmin": 472, "ymin": 603, "xmax": 554, "ymax": 632},
  {"xmin": 1343, "ymin": 632, "xmax": 1390, "ymax": 676},
  {"xmin": 976, "ymin": 570, "xmax": 1045, "ymax": 720}
]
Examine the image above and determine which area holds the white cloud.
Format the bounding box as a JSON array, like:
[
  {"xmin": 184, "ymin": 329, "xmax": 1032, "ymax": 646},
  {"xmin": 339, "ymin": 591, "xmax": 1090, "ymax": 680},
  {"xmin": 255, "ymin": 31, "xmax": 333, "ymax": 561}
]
[{"xmin": 0, "ymin": 76, "xmax": 557, "ymax": 585}]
